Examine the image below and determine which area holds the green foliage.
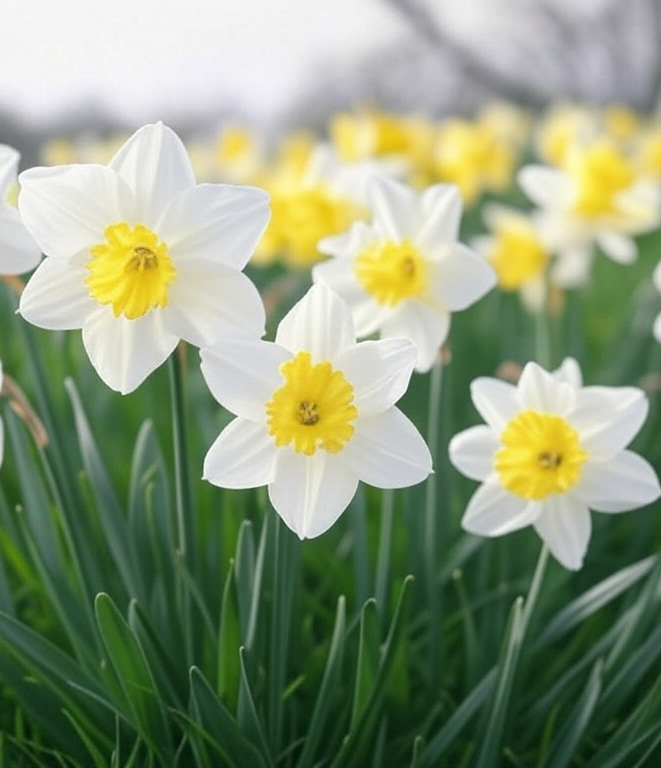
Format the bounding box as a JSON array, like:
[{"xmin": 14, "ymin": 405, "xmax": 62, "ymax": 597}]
[{"xmin": 0, "ymin": 210, "xmax": 660, "ymax": 768}]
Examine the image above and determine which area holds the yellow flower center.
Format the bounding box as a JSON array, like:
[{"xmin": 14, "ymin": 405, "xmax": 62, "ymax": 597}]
[
  {"xmin": 86, "ymin": 223, "xmax": 177, "ymax": 320},
  {"xmin": 571, "ymin": 143, "xmax": 636, "ymax": 217},
  {"xmin": 495, "ymin": 410, "xmax": 587, "ymax": 501},
  {"xmin": 261, "ymin": 185, "xmax": 362, "ymax": 268},
  {"xmin": 266, "ymin": 351, "xmax": 358, "ymax": 456},
  {"xmin": 489, "ymin": 225, "xmax": 548, "ymax": 291},
  {"xmin": 355, "ymin": 240, "xmax": 427, "ymax": 306}
]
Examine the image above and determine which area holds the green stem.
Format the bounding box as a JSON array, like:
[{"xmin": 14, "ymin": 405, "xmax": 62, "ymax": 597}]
[
  {"xmin": 168, "ymin": 346, "xmax": 195, "ymax": 664},
  {"xmin": 534, "ymin": 276, "xmax": 553, "ymax": 369},
  {"xmin": 519, "ymin": 544, "xmax": 549, "ymax": 636},
  {"xmin": 375, "ymin": 489, "xmax": 395, "ymax": 622},
  {"xmin": 424, "ymin": 360, "xmax": 444, "ymax": 687},
  {"xmin": 168, "ymin": 346, "xmax": 194, "ymax": 562}
]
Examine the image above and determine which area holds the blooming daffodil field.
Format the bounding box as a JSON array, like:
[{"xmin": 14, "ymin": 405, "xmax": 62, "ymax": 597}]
[{"xmin": 0, "ymin": 103, "xmax": 661, "ymax": 766}]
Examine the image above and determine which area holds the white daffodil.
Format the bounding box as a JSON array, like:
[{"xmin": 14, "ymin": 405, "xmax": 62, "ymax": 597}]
[
  {"xmin": 519, "ymin": 139, "xmax": 661, "ymax": 288},
  {"xmin": 0, "ymin": 145, "xmax": 41, "ymax": 275},
  {"xmin": 471, "ymin": 203, "xmax": 549, "ymax": 313},
  {"xmin": 313, "ymin": 175, "xmax": 496, "ymax": 372},
  {"xmin": 201, "ymin": 283, "xmax": 433, "ymax": 539},
  {"xmin": 17, "ymin": 123, "xmax": 269, "ymax": 394},
  {"xmin": 449, "ymin": 358, "xmax": 660, "ymax": 570}
]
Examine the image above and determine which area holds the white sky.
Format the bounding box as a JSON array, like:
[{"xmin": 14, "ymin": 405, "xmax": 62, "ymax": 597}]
[{"xmin": 0, "ymin": 0, "xmax": 404, "ymax": 128}]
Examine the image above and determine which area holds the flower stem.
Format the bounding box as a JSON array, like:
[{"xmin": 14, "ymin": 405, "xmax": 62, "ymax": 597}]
[
  {"xmin": 424, "ymin": 359, "xmax": 444, "ymax": 687},
  {"xmin": 168, "ymin": 344, "xmax": 194, "ymax": 563},
  {"xmin": 375, "ymin": 488, "xmax": 395, "ymax": 622},
  {"xmin": 168, "ymin": 345, "xmax": 195, "ymax": 663}
]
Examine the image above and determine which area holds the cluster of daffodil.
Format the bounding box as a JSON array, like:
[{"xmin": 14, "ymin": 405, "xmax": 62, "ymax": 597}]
[{"xmin": 0, "ymin": 103, "xmax": 656, "ymax": 576}]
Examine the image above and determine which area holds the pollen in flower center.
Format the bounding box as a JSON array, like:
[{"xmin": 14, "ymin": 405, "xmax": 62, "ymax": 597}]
[
  {"xmin": 495, "ymin": 410, "xmax": 587, "ymax": 500},
  {"xmin": 355, "ymin": 240, "xmax": 427, "ymax": 305},
  {"xmin": 571, "ymin": 144, "xmax": 636, "ymax": 217},
  {"xmin": 86, "ymin": 222, "xmax": 177, "ymax": 320},
  {"xmin": 266, "ymin": 351, "xmax": 358, "ymax": 456}
]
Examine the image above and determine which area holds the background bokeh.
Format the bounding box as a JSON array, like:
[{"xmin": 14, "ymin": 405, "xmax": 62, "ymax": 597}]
[{"xmin": 2, "ymin": 0, "xmax": 661, "ymax": 160}]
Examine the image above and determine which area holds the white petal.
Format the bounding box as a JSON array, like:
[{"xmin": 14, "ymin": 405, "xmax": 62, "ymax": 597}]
[
  {"xmin": 461, "ymin": 477, "xmax": 537, "ymax": 536},
  {"xmin": 0, "ymin": 144, "xmax": 19, "ymax": 196},
  {"xmin": 519, "ymin": 276, "xmax": 547, "ymax": 313},
  {"xmin": 517, "ymin": 361, "xmax": 576, "ymax": 415},
  {"xmin": 275, "ymin": 283, "xmax": 354, "ymax": 359},
  {"xmin": 163, "ymin": 263, "xmax": 265, "ymax": 348},
  {"xmin": 550, "ymin": 246, "xmax": 593, "ymax": 288},
  {"xmin": 334, "ymin": 338, "xmax": 416, "ymax": 416},
  {"xmin": 533, "ymin": 495, "xmax": 591, "ymax": 570},
  {"xmin": 18, "ymin": 164, "xmax": 131, "ymax": 257},
  {"xmin": 571, "ymin": 386, "xmax": 647, "ymax": 459},
  {"xmin": 109, "ymin": 123, "xmax": 195, "ymax": 227},
  {"xmin": 596, "ymin": 232, "xmax": 637, "ymax": 264},
  {"xmin": 269, "ymin": 451, "xmax": 359, "ymax": 539},
  {"xmin": 432, "ymin": 243, "xmax": 496, "ymax": 311},
  {"xmin": 157, "ymin": 183, "xmax": 270, "ymax": 271},
  {"xmin": 381, "ymin": 302, "xmax": 449, "ymax": 373},
  {"xmin": 518, "ymin": 165, "xmax": 574, "ymax": 209},
  {"xmin": 553, "ymin": 357, "xmax": 582, "ymax": 388},
  {"xmin": 81, "ymin": 308, "xmax": 178, "ymax": 394},
  {"xmin": 653, "ymin": 259, "xmax": 661, "ymax": 293},
  {"xmin": 470, "ymin": 377, "xmax": 519, "ymax": 433},
  {"xmin": 200, "ymin": 340, "xmax": 290, "ymax": 420},
  {"xmin": 369, "ymin": 175, "xmax": 420, "ymax": 241},
  {"xmin": 654, "ymin": 312, "xmax": 661, "ymax": 343},
  {"xmin": 575, "ymin": 451, "xmax": 661, "ymax": 512},
  {"xmin": 203, "ymin": 418, "xmax": 276, "ymax": 489},
  {"xmin": 19, "ymin": 254, "xmax": 95, "ymax": 330},
  {"xmin": 414, "ymin": 184, "xmax": 463, "ymax": 251},
  {"xmin": 449, "ymin": 425, "xmax": 499, "ymax": 482},
  {"xmin": 0, "ymin": 206, "xmax": 42, "ymax": 274},
  {"xmin": 340, "ymin": 407, "xmax": 432, "ymax": 488}
]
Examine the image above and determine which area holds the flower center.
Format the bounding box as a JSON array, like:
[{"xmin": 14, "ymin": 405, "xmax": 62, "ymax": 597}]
[
  {"xmin": 265, "ymin": 185, "xmax": 362, "ymax": 268},
  {"xmin": 86, "ymin": 223, "xmax": 177, "ymax": 320},
  {"xmin": 571, "ymin": 143, "xmax": 636, "ymax": 217},
  {"xmin": 265, "ymin": 351, "xmax": 358, "ymax": 456},
  {"xmin": 355, "ymin": 240, "xmax": 427, "ymax": 306},
  {"xmin": 495, "ymin": 410, "xmax": 587, "ymax": 500},
  {"xmin": 489, "ymin": 225, "xmax": 548, "ymax": 291}
]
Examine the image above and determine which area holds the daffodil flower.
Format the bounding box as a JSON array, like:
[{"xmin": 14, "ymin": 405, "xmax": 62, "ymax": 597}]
[
  {"xmin": 313, "ymin": 175, "xmax": 496, "ymax": 372},
  {"xmin": 201, "ymin": 283, "xmax": 433, "ymax": 539},
  {"xmin": 449, "ymin": 359, "xmax": 660, "ymax": 570},
  {"xmin": 519, "ymin": 139, "xmax": 661, "ymax": 287},
  {"xmin": 471, "ymin": 203, "xmax": 549, "ymax": 313},
  {"xmin": 0, "ymin": 145, "xmax": 41, "ymax": 275},
  {"xmin": 17, "ymin": 123, "xmax": 269, "ymax": 394}
]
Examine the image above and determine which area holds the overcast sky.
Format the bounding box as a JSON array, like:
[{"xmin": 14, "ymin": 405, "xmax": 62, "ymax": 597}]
[{"xmin": 0, "ymin": 0, "xmax": 404, "ymax": 129}]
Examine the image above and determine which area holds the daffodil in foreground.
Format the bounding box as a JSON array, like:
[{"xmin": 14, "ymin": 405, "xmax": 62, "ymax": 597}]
[
  {"xmin": 17, "ymin": 123, "xmax": 269, "ymax": 394},
  {"xmin": 201, "ymin": 284, "xmax": 433, "ymax": 539},
  {"xmin": 313, "ymin": 175, "xmax": 496, "ymax": 372},
  {"xmin": 0, "ymin": 145, "xmax": 41, "ymax": 275},
  {"xmin": 449, "ymin": 359, "xmax": 660, "ymax": 570}
]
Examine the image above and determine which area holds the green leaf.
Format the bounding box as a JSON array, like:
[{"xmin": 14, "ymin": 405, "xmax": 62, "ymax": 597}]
[
  {"xmin": 351, "ymin": 598, "xmax": 380, "ymax": 729},
  {"xmin": 331, "ymin": 576, "xmax": 414, "ymax": 768},
  {"xmin": 189, "ymin": 666, "xmax": 267, "ymax": 768},
  {"xmin": 297, "ymin": 596, "xmax": 347, "ymax": 768},
  {"xmin": 473, "ymin": 596, "xmax": 525, "ymax": 768},
  {"xmin": 94, "ymin": 593, "xmax": 172, "ymax": 760},
  {"xmin": 66, "ymin": 380, "xmax": 145, "ymax": 603},
  {"xmin": 237, "ymin": 647, "xmax": 273, "ymax": 766},
  {"xmin": 217, "ymin": 560, "xmax": 241, "ymax": 709},
  {"xmin": 542, "ymin": 658, "xmax": 603, "ymax": 768}
]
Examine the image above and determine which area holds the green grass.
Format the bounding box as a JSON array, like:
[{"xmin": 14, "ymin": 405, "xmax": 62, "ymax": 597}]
[{"xmin": 0, "ymin": 221, "xmax": 659, "ymax": 767}]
